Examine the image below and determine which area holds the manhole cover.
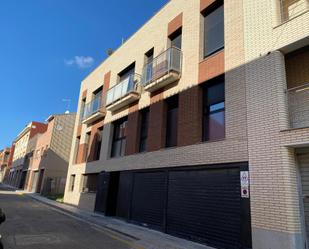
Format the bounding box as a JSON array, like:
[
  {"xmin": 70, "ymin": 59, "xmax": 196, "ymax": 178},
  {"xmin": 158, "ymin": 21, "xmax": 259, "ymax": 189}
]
[{"xmin": 14, "ymin": 234, "xmax": 63, "ymax": 246}]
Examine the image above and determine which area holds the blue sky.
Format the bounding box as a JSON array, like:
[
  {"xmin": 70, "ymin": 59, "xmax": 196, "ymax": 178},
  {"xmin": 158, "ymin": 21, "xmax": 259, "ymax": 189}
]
[{"xmin": 0, "ymin": 0, "xmax": 167, "ymax": 149}]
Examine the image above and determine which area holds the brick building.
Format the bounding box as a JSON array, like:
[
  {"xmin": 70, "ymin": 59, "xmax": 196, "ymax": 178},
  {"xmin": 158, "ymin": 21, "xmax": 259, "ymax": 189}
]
[
  {"xmin": 24, "ymin": 113, "xmax": 76, "ymax": 195},
  {"xmin": 63, "ymin": 0, "xmax": 309, "ymax": 249},
  {"xmin": 0, "ymin": 147, "xmax": 11, "ymax": 182}
]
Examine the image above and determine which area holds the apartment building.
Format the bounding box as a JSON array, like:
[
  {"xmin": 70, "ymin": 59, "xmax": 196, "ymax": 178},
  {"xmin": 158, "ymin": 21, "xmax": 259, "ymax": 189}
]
[
  {"xmin": 23, "ymin": 113, "xmax": 76, "ymax": 195},
  {"xmin": 8, "ymin": 121, "xmax": 47, "ymax": 188},
  {"xmin": 0, "ymin": 148, "xmax": 11, "ymax": 182},
  {"xmin": 64, "ymin": 0, "xmax": 309, "ymax": 249}
]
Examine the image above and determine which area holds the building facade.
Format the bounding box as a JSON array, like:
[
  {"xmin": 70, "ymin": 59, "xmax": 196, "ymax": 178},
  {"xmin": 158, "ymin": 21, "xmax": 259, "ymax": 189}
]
[
  {"xmin": 64, "ymin": 0, "xmax": 309, "ymax": 249},
  {"xmin": 8, "ymin": 121, "xmax": 48, "ymax": 188},
  {"xmin": 23, "ymin": 113, "xmax": 76, "ymax": 195},
  {"xmin": 0, "ymin": 148, "xmax": 11, "ymax": 182}
]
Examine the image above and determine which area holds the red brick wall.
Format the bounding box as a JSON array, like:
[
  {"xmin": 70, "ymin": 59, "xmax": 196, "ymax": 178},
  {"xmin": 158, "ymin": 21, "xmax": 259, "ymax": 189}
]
[
  {"xmin": 178, "ymin": 86, "xmax": 203, "ymax": 146},
  {"xmin": 29, "ymin": 122, "xmax": 48, "ymax": 139},
  {"xmin": 168, "ymin": 13, "xmax": 183, "ymax": 36},
  {"xmin": 200, "ymin": 0, "xmax": 216, "ymax": 12},
  {"xmin": 125, "ymin": 110, "xmax": 140, "ymax": 155},
  {"xmin": 198, "ymin": 50, "xmax": 224, "ymax": 84},
  {"xmin": 87, "ymin": 119, "xmax": 104, "ymax": 162},
  {"xmin": 147, "ymin": 100, "xmax": 166, "ymax": 152}
]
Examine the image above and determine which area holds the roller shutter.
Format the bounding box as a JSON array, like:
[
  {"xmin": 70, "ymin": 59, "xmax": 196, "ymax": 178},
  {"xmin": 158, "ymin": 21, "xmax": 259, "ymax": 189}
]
[
  {"xmin": 167, "ymin": 167, "xmax": 241, "ymax": 249},
  {"xmin": 130, "ymin": 171, "xmax": 167, "ymax": 230}
]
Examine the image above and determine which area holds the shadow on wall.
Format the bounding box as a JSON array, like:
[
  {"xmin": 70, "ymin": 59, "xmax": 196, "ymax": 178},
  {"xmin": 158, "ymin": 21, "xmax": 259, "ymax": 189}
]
[{"xmin": 35, "ymin": 148, "xmax": 69, "ymax": 196}]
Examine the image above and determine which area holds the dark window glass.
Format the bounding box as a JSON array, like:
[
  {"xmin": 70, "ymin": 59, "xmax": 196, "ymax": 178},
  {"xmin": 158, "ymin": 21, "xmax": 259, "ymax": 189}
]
[
  {"xmin": 80, "ymin": 98, "xmax": 86, "ymax": 121},
  {"xmin": 203, "ymin": 77, "xmax": 225, "ymax": 141},
  {"xmin": 119, "ymin": 63, "xmax": 135, "ymax": 82},
  {"xmin": 165, "ymin": 95, "xmax": 179, "ymax": 147},
  {"xmin": 94, "ymin": 127, "xmax": 103, "ymax": 161},
  {"xmin": 75, "ymin": 136, "xmax": 81, "ymax": 164},
  {"xmin": 82, "ymin": 174, "xmax": 99, "ymax": 193},
  {"xmin": 111, "ymin": 118, "xmax": 128, "ymax": 158},
  {"xmin": 204, "ymin": 4, "xmax": 224, "ymax": 57},
  {"xmin": 139, "ymin": 108, "xmax": 150, "ymax": 152},
  {"xmin": 170, "ymin": 28, "xmax": 182, "ymax": 49}
]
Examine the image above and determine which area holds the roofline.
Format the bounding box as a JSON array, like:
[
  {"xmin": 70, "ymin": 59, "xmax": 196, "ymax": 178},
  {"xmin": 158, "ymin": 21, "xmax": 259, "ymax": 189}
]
[{"xmin": 81, "ymin": 0, "xmax": 172, "ymax": 84}]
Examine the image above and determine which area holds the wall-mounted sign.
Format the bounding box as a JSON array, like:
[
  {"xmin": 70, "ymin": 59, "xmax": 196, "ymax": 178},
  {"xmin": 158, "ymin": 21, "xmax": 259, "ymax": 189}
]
[{"xmin": 240, "ymin": 171, "xmax": 250, "ymax": 198}]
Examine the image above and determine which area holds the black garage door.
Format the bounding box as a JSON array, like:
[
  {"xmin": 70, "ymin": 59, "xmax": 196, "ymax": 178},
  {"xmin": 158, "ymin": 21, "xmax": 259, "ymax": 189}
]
[
  {"xmin": 114, "ymin": 164, "xmax": 251, "ymax": 249},
  {"xmin": 130, "ymin": 171, "xmax": 167, "ymax": 230},
  {"xmin": 167, "ymin": 168, "xmax": 241, "ymax": 249}
]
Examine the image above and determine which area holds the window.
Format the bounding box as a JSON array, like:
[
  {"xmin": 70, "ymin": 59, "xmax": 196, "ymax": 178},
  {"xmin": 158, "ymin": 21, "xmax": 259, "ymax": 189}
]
[
  {"xmin": 203, "ymin": 2, "xmax": 224, "ymax": 58},
  {"xmin": 69, "ymin": 174, "xmax": 76, "ymax": 192},
  {"xmin": 203, "ymin": 77, "xmax": 225, "ymax": 141},
  {"xmin": 111, "ymin": 117, "xmax": 128, "ymax": 158},
  {"xmin": 75, "ymin": 136, "xmax": 81, "ymax": 164},
  {"xmin": 92, "ymin": 86, "xmax": 103, "ymax": 111},
  {"xmin": 165, "ymin": 95, "xmax": 179, "ymax": 147},
  {"xmin": 139, "ymin": 108, "xmax": 150, "ymax": 152},
  {"xmin": 85, "ymin": 132, "xmax": 91, "ymax": 161},
  {"xmin": 169, "ymin": 28, "xmax": 182, "ymax": 49},
  {"xmin": 81, "ymin": 174, "xmax": 98, "ymax": 193},
  {"xmin": 118, "ymin": 63, "xmax": 135, "ymax": 82},
  {"xmin": 80, "ymin": 98, "xmax": 86, "ymax": 121},
  {"xmin": 94, "ymin": 127, "xmax": 103, "ymax": 161}
]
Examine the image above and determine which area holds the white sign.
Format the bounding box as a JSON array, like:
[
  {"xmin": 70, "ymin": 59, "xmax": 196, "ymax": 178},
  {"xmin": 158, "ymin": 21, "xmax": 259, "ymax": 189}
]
[
  {"xmin": 240, "ymin": 171, "xmax": 250, "ymax": 198},
  {"xmin": 241, "ymin": 186, "xmax": 250, "ymax": 198},
  {"xmin": 240, "ymin": 171, "xmax": 249, "ymax": 186}
]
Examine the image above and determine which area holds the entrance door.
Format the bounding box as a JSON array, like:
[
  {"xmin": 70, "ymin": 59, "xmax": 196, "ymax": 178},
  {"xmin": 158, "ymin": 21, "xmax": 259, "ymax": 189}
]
[
  {"xmin": 36, "ymin": 169, "xmax": 45, "ymax": 193},
  {"xmin": 298, "ymin": 152, "xmax": 309, "ymax": 248},
  {"xmin": 32, "ymin": 171, "xmax": 39, "ymax": 192}
]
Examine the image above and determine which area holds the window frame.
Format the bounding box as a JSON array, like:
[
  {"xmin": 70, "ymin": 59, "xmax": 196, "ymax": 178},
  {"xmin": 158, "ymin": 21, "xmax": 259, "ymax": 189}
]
[
  {"xmin": 111, "ymin": 117, "xmax": 128, "ymax": 158},
  {"xmin": 202, "ymin": 1, "xmax": 224, "ymax": 58},
  {"xmin": 202, "ymin": 76, "xmax": 225, "ymax": 142},
  {"xmin": 165, "ymin": 95, "xmax": 179, "ymax": 148},
  {"xmin": 139, "ymin": 108, "xmax": 150, "ymax": 153}
]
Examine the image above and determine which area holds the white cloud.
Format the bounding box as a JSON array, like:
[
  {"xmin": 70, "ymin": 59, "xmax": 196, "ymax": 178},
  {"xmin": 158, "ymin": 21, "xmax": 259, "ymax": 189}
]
[{"xmin": 65, "ymin": 56, "xmax": 94, "ymax": 69}]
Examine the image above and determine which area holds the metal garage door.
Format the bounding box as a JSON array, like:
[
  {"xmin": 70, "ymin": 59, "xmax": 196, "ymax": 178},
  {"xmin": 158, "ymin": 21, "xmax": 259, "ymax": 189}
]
[
  {"xmin": 130, "ymin": 171, "xmax": 167, "ymax": 230},
  {"xmin": 167, "ymin": 167, "xmax": 242, "ymax": 249},
  {"xmin": 298, "ymin": 152, "xmax": 309, "ymax": 245}
]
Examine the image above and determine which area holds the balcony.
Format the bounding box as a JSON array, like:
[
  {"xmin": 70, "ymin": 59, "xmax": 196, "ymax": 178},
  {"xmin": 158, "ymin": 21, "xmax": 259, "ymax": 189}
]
[
  {"xmin": 106, "ymin": 74, "xmax": 141, "ymax": 112},
  {"xmin": 141, "ymin": 47, "xmax": 182, "ymax": 93},
  {"xmin": 279, "ymin": 0, "xmax": 309, "ymax": 22},
  {"xmin": 82, "ymin": 95, "xmax": 106, "ymax": 125},
  {"xmin": 288, "ymin": 83, "xmax": 309, "ymax": 129}
]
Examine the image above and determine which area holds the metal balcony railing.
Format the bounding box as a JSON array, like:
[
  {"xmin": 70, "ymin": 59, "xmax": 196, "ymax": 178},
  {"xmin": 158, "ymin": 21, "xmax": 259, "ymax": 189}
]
[
  {"xmin": 141, "ymin": 47, "xmax": 182, "ymax": 86},
  {"xmin": 82, "ymin": 94, "xmax": 105, "ymax": 121},
  {"xmin": 288, "ymin": 83, "xmax": 309, "ymax": 129},
  {"xmin": 106, "ymin": 74, "xmax": 141, "ymax": 106},
  {"xmin": 280, "ymin": 0, "xmax": 309, "ymax": 22}
]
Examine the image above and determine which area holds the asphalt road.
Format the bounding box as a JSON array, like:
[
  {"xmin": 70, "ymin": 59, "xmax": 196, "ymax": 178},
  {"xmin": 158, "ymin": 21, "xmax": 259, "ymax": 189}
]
[{"xmin": 0, "ymin": 184, "xmax": 133, "ymax": 249}]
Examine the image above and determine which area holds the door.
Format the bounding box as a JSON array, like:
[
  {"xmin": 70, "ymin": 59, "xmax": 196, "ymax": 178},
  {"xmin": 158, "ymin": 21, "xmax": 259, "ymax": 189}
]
[
  {"xmin": 130, "ymin": 171, "xmax": 167, "ymax": 231},
  {"xmin": 94, "ymin": 172, "xmax": 110, "ymax": 213},
  {"xmin": 36, "ymin": 169, "xmax": 45, "ymax": 193},
  {"xmin": 167, "ymin": 167, "xmax": 243, "ymax": 249},
  {"xmin": 32, "ymin": 171, "xmax": 39, "ymax": 192},
  {"xmin": 298, "ymin": 152, "xmax": 309, "ymax": 248}
]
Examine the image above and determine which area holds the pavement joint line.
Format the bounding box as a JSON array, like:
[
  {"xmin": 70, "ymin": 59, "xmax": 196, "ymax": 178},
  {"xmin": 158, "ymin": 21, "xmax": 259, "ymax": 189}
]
[{"xmin": 24, "ymin": 194, "xmax": 144, "ymax": 249}]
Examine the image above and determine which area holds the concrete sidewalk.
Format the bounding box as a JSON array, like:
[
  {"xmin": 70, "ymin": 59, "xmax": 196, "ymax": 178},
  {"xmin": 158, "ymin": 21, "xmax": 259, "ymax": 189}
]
[{"xmin": 3, "ymin": 184, "xmax": 213, "ymax": 249}]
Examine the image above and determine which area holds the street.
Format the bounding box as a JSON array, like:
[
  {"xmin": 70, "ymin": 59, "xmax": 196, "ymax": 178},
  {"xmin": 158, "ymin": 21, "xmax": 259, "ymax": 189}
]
[{"xmin": 0, "ymin": 184, "xmax": 133, "ymax": 249}]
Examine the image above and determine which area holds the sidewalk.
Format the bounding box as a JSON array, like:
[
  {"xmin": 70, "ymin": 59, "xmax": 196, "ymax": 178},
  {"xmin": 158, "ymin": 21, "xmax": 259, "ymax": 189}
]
[{"xmin": 2, "ymin": 184, "xmax": 213, "ymax": 249}]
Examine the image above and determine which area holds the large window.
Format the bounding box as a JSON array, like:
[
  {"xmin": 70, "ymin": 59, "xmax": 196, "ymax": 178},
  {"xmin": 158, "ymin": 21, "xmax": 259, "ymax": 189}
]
[
  {"xmin": 170, "ymin": 28, "xmax": 182, "ymax": 49},
  {"xmin": 139, "ymin": 108, "xmax": 150, "ymax": 152},
  {"xmin": 203, "ymin": 77, "xmax": 225, "ymax": 141},
  {"xmin": 81, "ymin": 174, "xmax": 98, "ymax": 193},
  {"xmin": 203, "ymin": 2, "xmax": 224, "ymax": 58},
  {"xmin": 118, "ymin": 63, "xmax": 135, "ymax": 82},
  {"xmin": 69, "ymin": 174, "xmax": 75, "ymax": 192},
  {"xmin": 94, "ymin": 127, "xmax": 103, "ymax": 161},
  {"xmin": 165, "ymin": 95, "xmax": 179, "ymax": 148},
  {"xmin": 111, "ymin": 117, "xmax": 128, "ymax": 158}
]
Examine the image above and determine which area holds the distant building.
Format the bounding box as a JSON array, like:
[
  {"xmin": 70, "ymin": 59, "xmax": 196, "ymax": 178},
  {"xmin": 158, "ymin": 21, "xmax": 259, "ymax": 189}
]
[
  {"xmin": 8, "ymin": 121, "xmax": 47, "ymax": 188},
  {"xmin": 25, "ymin": 113, "xmax": 76, "ymax": 195},
  {"xmin": 0, "ymin": 147, "xmax": 11, "ymax": 182}
]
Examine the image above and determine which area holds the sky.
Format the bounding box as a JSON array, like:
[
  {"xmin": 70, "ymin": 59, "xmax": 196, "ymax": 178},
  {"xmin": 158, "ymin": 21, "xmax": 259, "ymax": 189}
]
[{"xmin": 0, "ymin": 0, "xmax": 167, "ymax": 149}]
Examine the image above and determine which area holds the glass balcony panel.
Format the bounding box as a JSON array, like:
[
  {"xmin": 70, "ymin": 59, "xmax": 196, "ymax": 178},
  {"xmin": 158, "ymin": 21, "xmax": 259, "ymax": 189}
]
[{"xmin": 142, "ymin": 47, "xmax": 182, "ymax": 86}]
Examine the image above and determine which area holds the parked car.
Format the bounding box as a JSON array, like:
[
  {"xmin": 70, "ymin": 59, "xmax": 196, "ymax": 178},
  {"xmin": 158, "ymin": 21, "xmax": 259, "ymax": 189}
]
[{"xmin": 0, "ymin": 208, "xmax": 5, "ymax": 249}]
